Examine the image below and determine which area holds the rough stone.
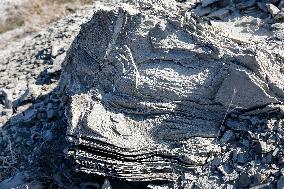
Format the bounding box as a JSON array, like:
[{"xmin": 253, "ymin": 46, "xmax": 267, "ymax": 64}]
[
  {"xmin": 46, "ymin": 109, "xmax": 55, "ymax": 119},
  {"xmin": 13, "ymin": 88, "xmax": 30, "ymax": 110},
  {"xmin": 255, "ymin": 140, "xmax": 270, "ymax": 154},
  {"xmin": 193, "ymin": 5, "xmax": 215, "ymax": 17},
  {"xmin": 0, "ymin": 89, "xmax": 13, "ymax": 109},
  {"xmin": 236, "ymin": 151, "xmax": 250, "ymax": 164},
  {"xmin": 235, "ymin": 0, "xmax": 256, "ymax": 9},
  {"xmin": 279, "ymin": 0, "xmax": 284, "ymax": 9},
  {"xmin": 43, "ymin": 130, "xmax": 53, "ymax": 142},
  {"xmin": 220, "ymin": 130, "xmax": 234, "ymax": 143},
  {"xmin": 267, "ymin": 3, "xmax": 280, "ymax": 16},
  {"xmin": 275, "ymin": 10, "xmax": 284, "ymax": 20},
  {"xmin": 237, "ymin": 172, "xmax": 251, "ymax": 188},
  {"xmin": 272, "ymin": 147, "xmax": 279, "ymax": 157},
  {"xmin": 202, "ymin": 0, "xmax": 220, "ymax": 7},
  {"xmin": 207, "ymin": 8, "xmax": 230, "ymax": 20},
  {"xmin": 101, "ymin": 179, "xmax": 112, "ymax": 189}
]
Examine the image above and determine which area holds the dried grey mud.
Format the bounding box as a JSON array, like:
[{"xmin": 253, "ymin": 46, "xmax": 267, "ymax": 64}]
[
  {"xmin": 1, "ymin": 0, "xmax": 284, "ymax": 188},
  {"xmin": 60, "ymin": 0, "xmax": 284, "ymax": 186}
]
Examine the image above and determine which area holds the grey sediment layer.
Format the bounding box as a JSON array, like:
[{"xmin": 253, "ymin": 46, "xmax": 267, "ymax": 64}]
[{"xmin": 60, "ymin": 0, "xmax": 284, "ymax": 182}]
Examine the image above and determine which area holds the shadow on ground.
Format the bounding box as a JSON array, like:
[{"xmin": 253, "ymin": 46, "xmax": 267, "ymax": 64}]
[{"xmin": 0, "ymin": 72, "xmax": 151, "ymax": 189}]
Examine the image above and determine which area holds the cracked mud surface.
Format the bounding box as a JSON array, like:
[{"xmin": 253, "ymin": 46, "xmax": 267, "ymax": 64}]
[{"xmin": 1, "ymin": 0, "xmax": 284, "ymax": 188}]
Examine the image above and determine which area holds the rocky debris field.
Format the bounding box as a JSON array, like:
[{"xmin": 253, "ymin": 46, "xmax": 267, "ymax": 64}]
[
  {"xmin": 0, "ymin": 5, "xmax": 103, "ymax": 189},
  {"xmin": 0, "ymin": 0, "xmax": 284, "ymax": 189}
]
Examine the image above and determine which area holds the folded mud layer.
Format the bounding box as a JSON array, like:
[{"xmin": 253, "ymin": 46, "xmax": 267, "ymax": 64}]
[{"xmin": 60, "ymin": 0, "xmax": 284, "ymax": 182}]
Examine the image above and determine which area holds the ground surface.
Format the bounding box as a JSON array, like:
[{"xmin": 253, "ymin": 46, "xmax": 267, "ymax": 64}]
[
  {"xmin": 0, "ymin": 0, "xmax": 284, "ymax": 189},
  {"xmin": 0, "ymin": 5, "xmax": 102, "ymax": 189},
  {"xmin": 0, "ymin": 0, "xmax": 93, "ymax": 49}
]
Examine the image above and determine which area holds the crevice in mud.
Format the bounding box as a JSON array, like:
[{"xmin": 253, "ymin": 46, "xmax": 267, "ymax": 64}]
[{"xmin": 72, "ymin": 144, "xmax": 202, "ymax": 167}]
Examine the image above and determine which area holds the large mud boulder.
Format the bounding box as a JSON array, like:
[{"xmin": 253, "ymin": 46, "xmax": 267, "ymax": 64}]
[{"xmin": 60, "ymin": 0, "xmax": 284, "ymax": 183}]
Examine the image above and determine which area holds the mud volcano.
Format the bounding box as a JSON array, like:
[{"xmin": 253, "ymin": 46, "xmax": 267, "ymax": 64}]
[{"xmin": 60, "ymin": 0, "xmax": 284, "ymax": 184}]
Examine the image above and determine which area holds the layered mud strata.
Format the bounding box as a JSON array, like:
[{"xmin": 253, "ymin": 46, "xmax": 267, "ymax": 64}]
[{"xmin": 60, "ymin": 0, "xmax": 284, "ymax": 182}]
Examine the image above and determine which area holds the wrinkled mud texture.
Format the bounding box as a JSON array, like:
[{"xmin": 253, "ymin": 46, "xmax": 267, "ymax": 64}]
[
  {"xmin": 1, "ymin": 0, "xmax": 284, "ymax": 188},
  {"xmin": 60, "ymin": 0, "xmax": 284, "ymax": 187}
]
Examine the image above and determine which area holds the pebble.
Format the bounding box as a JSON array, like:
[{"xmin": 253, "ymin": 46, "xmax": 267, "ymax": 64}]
[
  {"xmin": 279, "ymin": 156, "xmax": 284, "ymax": 164},
  {"xmin": 281, "ymin": 168, "xmax": 284, "ymax": 176},
  {"xmin": 241, "ymin": 139, "xmax": 250, "ymax": 147},
  {"xmin": 223, "ymin": 170, "xmax": 238, "ymax": 182},
  {"xmin": 218, "ymin": 164, "xmax": 228, "ymax": 174},
  {"xmin": 237, "ymin": 151, "xmax": 249, "ymax": 164},
  {"xmin": 101, "ymin": 179, "xmax": 112, "ymax": 189},
  {"xmin": 237, "ymin": 172, "xmax": 251, "ymax": 188},
  {"xmin": 272, "ymin": 147, "xmax": 279, "ymax": 157},
  {"xmin": 46, "ymin": 109, "xmax": 55, "ymax": 119},
  {"xmin": 279, "ymin": 0, "xmax": 284, "ymax": 9},
  {"xmin": 43, "ymin": 130, "xmax": 53, "ymax": 142},
  {"xmin": 267, "ymin": 4, "xmax": 280, "ymax": 17},
  {"xmin": 13, "ymin": 88, "xmax": 30, "ymax": 109},
  {"xmin": 275, "ymin": 11, "xmax": 284, "ymax": 20},
  {"xmin": 37, "ymin": 112, "xmax": 47, "ymax": 120},
  {"xmin": 47, "ymin": 103, "xmax": 53, "ymax": 110},
  {"xmin": 220, "ymin": 130, "xmax": 234, "ymax": 144},
  {"xmin": 255, "ymin": 140, "xmax": 270, "ymax": 154},
  {"xmin": 263, "ymin": 154, "xmax": 273, "ymax": 164},
  {"xmin": 49, "ymin": 53, "xmax": 65, "ymax": 73},
  {"xmin": 0, "ymin": 89, "xmax": 13, "ymax": 109},
  {"xmin": 51, "ymin": 43, "xmax": 64, "ymax": 57}
]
